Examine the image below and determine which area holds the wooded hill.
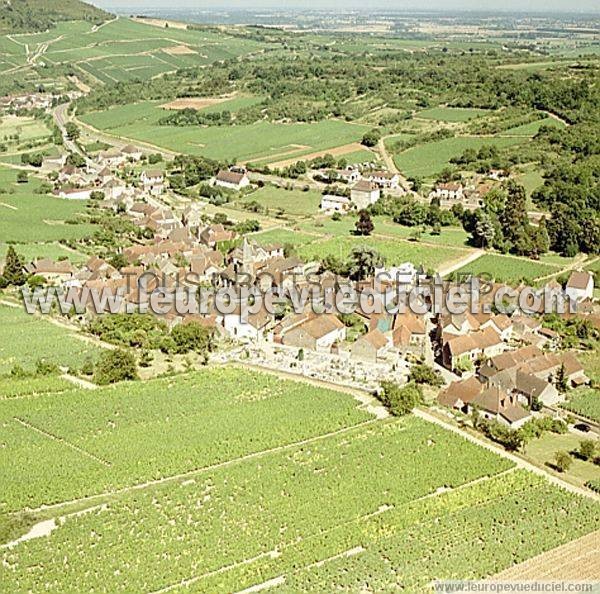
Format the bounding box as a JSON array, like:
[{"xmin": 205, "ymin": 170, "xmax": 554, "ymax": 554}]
[{"xmin": 0, "ymin": 0, "xmax": 111, "ymax": 33}]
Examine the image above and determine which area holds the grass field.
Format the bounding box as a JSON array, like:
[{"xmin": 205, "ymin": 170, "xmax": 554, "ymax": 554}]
[
  {"xmin": 237, "ymin": 186, "xmax": 323, "ymax": 216},
  {"xmin": 1, "ymin": 366, "xmax": 598, "ymax": 591},
  {"xmin": 0, "ymin": 242, "xmax": 87, "ymax": 264},
  {"xmin": 250, "ymin": 227, "xmax": 318, "ymax": 247},
  {"xmin": 80, "ymin": 104, "xmax": 368, "ymax": 162},
  {"xmin": 0, "ymin": 167, "xmax": 96, "ymax": 243},
  {"xmin": 0, "ymin": 115, "xmax": 50, "ymax": 145},
  {"xmin": 393, "ymin": 136, "xmax": 525, "ymax": 178},
  {"xmin": 499, "ymin": 117, "xmax": 566, "ymax": 137},
  {"xmin": 525, "ymin": 431, "xmax": 600, "ymax": 487},
  {"xmin": 415, "ymin": 107, "xmax": 490, "ymax": 122},
  {"xmin": 0, "ymin": 304, "xmax": 101, "ymax": 375},
  {"xmin": 310, "ymin": 216, "xmax": 472, "ymax": 248},
  {"xmin": 451, "ymin": 253, "xmax": 560, "ymax": 283},
  {"xmin": 298, "ymin": 235, "xmax": 466, "ymax": 270}
]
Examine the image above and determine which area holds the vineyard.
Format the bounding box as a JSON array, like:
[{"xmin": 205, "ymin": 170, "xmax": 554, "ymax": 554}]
[
  {"xmin": 2, "ymin": 416, "xmax": 598, "ymax": 592},
  {"xmin": 561, "ymin": 389, "xmax": 600, "ymax": 424},
  {"xmin": 0, "ymin": 367, "xmax": 372, "ymax": 512},
  {"xmin": 0, "ymin": 305, "xmax": 101, "ymax": 375}
]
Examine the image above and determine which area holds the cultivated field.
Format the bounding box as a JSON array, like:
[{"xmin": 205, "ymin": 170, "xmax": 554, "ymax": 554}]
[
  {"xmin": 80, "ymin": 109, "xmax": 369, "ymax": 162},
  {"xmin": 237, "ymin": 186, "xmax": 323, "ymax": 216},
  {"xmin": 298, "ymin": 235, "xmax": 467, "ymax": 270},
  {"xmin": 0, "ymin": 167, "xmax": 96, "ymax": 244},
  {"xmin": 562, "ymin": 389, "xmax": 600, "ymax": 424},
  {"xmin": 0, "ymin": 304, "xmax": 101, "ymax": 375},
  {"xmin": 393, "ymin": 136, "xmax": 525, "ymax": 178},
  {"xmin": 1, "ymin": 366, "xmax": 598, "ymax": 591},
  {"xmin": 451, "ymin": 253, "xmax": 561, "ymax": 283},
  {"xmin": 414, "ymin": 106, "xmax": 490, "ymax": 122},
  {"xmin": 2, "ymin": 18, "xmax": 264, "ymax": 84}
]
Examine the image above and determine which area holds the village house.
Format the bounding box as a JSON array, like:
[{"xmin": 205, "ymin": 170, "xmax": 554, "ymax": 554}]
[
  {"xmin": 281, "ymin": 314, "xmax": 346, "ymax": 352},
  {"xmin": 25, "ymin": 259, "xmax": 75, "ymax": 284},
  {"xmin": 364, "ymin": 170, "xmax": 400, "ymax": 189},
  {"xmin": 140, "ymin": 170, "xmax": 165, "ymax": 195},
  {"xmin": 97, "ymin": 148, "xmax": 126, "ymax": 168},
  {"xmin": 351, "ymin": 329, "xmax": 391, "ymax": 362},
  {"xmin": 214, "ymin": 169, "xmax": 250, "ymax": 191},
  {"xmin": 336, "ymin": 169, "xmax": 361, "ymax": 183},
  {"xmin": 120, "ymin": 144, "xmax": 143, "ymax": 161},
  {"xmin": 375, "ymin": 263, "xmax": 418, "ymax": 288},
  {"xmin": 350, "ymin": 180, "xmax": 380, "ymax": 209},
  {"xmin": 221, "ymin": 306, "xmax": 274, "ymax": 342},
  {"xmin": 102, "ymin": 178, "xmax": 127, "ymax": 200},
  {"xmin": 431, "ymin": 182, "xmax": 464, "ymax": 202},
  {"xmin": 58, "ymin": 164, "xmax": 81, "ymax": 183},
  {"xmin": 96, "ymin": 166, "xmax": 113, "ymax": 184},
  {"xmin": 469, "ymin": 386, "xmax": 532, "ymax": 429},
  {"xmin": 565, "ymin": 271, "xmax": 594, "ymax": 303},
  {"xmin": 392, "ymin": 313, "xmax": 428, "ymax": 358},
  {"xmin": 438, "ymin": 376, "xmax": 483, "ymax": 412},
  {"xmin": 320, "ymin": 194, "xmax": 351, "ymax": 214},
  {"xmin": 42, "ymin": 154, "xmax": 66, "ymax": 171},
  {"xmin": 442, "ymin": 326, "xmax": 504, "ymax": 372},
  {"xmin": 199, "ymin": 224, "xmax": 237, "ymax": 248}
]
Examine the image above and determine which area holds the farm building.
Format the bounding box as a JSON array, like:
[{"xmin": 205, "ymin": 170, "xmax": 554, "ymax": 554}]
[
  {"xmin": 215, "ymin": 169, "xmax": 250, "ymax": 190},
  {"xmin": 320, "ymin": 194, "xmax": 351, "ymax": 214},
  {"xmin": 350, "ymin": 180, "xmax": 380, "ymax": 209}
]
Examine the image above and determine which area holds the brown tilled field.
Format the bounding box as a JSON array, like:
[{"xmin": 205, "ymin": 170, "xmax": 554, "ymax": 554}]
[
  {"xmin": 267, "ymin": 142, "xmax": 370, "ymax": 169},
  {"xmin": 162, "ymin": 45, "xmax": 197, "ymax": 56},
  {"xmin": 161, "ymin": 97, "xmax": 230, "ymax": 110},
  {"xmin": 492, "ymin": 530, "xmax": 600, "ymax": 580}
]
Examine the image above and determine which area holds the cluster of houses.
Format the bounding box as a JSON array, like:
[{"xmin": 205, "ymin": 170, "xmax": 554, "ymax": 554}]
[
  {"xmin": 0, "ymin": 92, "xmax": 63, "ymax": 112},
  {"xmin": 438, "ymin": 344, "xmax": 588, "ymax": 429},
  {"xmin": 319, "ymin": 167, "xmax": 403, "ymax": 214},
  {"xmin": 434, "ymin": 270, "xmax": 597, "ymax": 428},
  {"xmin": 429, "ymin": 171, "xmax": 510, "ymax": 210}
]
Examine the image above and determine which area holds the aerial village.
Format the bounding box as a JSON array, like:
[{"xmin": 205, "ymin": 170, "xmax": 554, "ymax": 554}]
[{"xmin": 5, "ymin": 96, "xmax": 594, "ymax": 436}]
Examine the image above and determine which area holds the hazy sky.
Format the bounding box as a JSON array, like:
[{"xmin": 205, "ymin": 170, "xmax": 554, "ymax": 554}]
[{"xmin": 90, "ymin": 0, "xmax": 599, "ymax": 13}]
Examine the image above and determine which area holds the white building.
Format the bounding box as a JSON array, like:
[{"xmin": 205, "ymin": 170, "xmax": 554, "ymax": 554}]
[
  {"xmin": 565, "ymin": 271, "xmax": 594, "ymax": 303},
  {"xmin": 214, "ymin": 170, "xmax": 250, "ymax": 191},
  {"xmin": 320, "ymin": 194, "xmax": 351, "ymax": 214},
  {"xmin": 365, "ymin": 170, "xmax": 400, "ymax": 189},
  {"xmin": 56, "ymin": 187, "xmax": 94, "ymax": 200},
  {"xmin": 121, "ymin": 144, "xmax": 143, "ymax": 161},
  {"xmin": 350, "ymin": 180, "xmax": 380, "ymax": 210},
  {"xmin": 431, "ymin": 182, "xmax": 464, "ymax": 201},
  {"xmin": 140, "ymin": 170, "xmax": 165, "ymax": 196}
]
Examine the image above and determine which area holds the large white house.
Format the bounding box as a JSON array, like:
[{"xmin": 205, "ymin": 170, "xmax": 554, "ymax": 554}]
[
  {"xmin": 365, "ymin": 170, "xmax": 400, "ymax": 189},
  {"xmin": 350, "ymin": 180, "xmax": 380, "ymax": 210},
  {"xmin": 140, "ymin": 170, "xmax": 165, "ymax": 195},
  {"xmin": 565, "ymin": 271, "xmax": 594, "ymax": 303}
]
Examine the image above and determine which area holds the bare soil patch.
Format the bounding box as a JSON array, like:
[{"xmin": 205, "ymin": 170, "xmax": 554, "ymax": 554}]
[
  {"xmin": 492, "ymin": 530, "xmax": 600, "ymax": 580},
  {"xmin": 161, "ymin": 96, "xmax": 231, "ymax": 110},
  {"xmin": 132, "ymin": 17, "xmax": 189, "ymax": 30},
  {"xmin": 267, "ymin": 142, "xmax": 367, "ymax": 169},
  {"xmin": 162, "ymin": 45, "xmax": 197, "ymax": 56}
]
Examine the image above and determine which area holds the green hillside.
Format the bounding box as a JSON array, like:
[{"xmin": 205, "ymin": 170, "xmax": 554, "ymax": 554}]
[{"xmin": 0, "ymin": 0, "xmax": 111, "ymax": 33}]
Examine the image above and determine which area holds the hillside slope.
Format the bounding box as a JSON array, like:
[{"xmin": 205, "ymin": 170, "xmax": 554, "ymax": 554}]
[{"xmin": 0, "ymin": 0, "xmax": 111, "ymax": 33}]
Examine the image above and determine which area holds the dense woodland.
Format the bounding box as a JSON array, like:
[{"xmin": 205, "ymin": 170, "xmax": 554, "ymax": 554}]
[{"xmin": 0, "ymin": 0, "xmax": 110, "ymax": 33}]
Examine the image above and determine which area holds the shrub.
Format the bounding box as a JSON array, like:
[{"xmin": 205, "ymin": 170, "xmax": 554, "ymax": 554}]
[{"xmin": 94, "ymin": 349, "xmax": 138, "ymax": 385}]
